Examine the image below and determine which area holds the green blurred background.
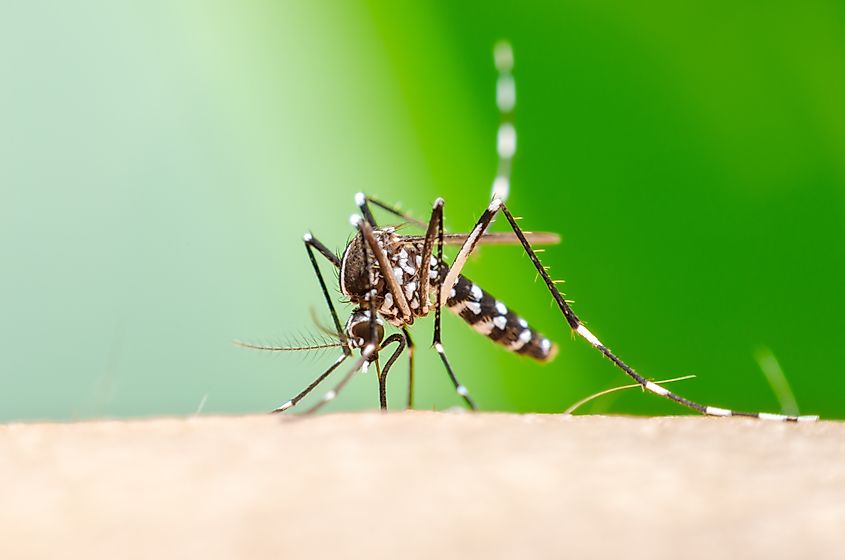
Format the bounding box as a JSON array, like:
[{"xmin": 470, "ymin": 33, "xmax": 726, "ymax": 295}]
[{"xmin": 2, "ymin": 1, "xmax": 843, "ymax": 421}]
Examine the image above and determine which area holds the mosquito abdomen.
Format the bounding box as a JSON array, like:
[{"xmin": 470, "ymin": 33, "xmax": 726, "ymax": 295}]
[{"xmin": 445, "ymin": 275, "xmax": 557, "ymax": 361}]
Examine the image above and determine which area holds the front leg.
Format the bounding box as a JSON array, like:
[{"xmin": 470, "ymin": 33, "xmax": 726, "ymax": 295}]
[
  {"xmin": 416, "ymin": 198, "xmax": 444, "ymax": 316},
  {"xmin": 351, "ymin": 215, "xmax": 414, "ymax": 324}
]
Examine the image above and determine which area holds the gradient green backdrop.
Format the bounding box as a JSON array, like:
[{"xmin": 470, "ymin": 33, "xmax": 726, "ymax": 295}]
[{"xmin": 3, "ymin": 1, "xmax": 843, "ymax": 421}]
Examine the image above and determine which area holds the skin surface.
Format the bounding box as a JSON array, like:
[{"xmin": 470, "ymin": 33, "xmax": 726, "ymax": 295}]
[{"xmin": 1, "ymin": 412, "xmax": 842, "ymax": 560}]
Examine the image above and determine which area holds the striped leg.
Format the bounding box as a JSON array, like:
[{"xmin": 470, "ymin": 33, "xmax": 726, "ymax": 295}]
[
  {"xmin": 271, "ymin": 354, "xmax": 348, "ymax": 413},
  {"xmin": 440, "ymin": 198, "xmax": 505, "ymax": 309},
  {"xmin": 276, "ymin": 226, "xmax": 386, "ymax": 414},
  {"xmin": 495, "ymin": 203, "xmax": 818, "ymax": 422},
  {"xmin": 355, "ymin": 192, "xmax": 427, "ymax": 228},
  {"xmin": 418, "ymin": 198, "xmax": 444, "ymax": 315},
  {"xmin": 491, "ymin": 40, "xmax": 516, "ymax": 203},
  {"xmin": 302, "ymin": 344, "xmax": 377, "ymax": 415},
  {"xmin": 443, "ymin": 198, "xmax": 817, "ymax": 422},
  {"xmin": 433, "ymin": 340, "xmax": 477, "ymax": 410},
  {"xmin": 430, "ymin": 200, "xmax": 477, "ymax": 409},
  {"xmin": 351, "ymin": 214, "xmax": 414, "ymax": 325},
  {"xmin": 303, "ymin": 233, "xmax": 349, "ymax": 355},
  {"xmin": 305, "ymin": 226, "xmax": 384, "ymax": 414},
  {"xmin": 266, "ymin": 233, "xmax": 350, "ymax": 413}
]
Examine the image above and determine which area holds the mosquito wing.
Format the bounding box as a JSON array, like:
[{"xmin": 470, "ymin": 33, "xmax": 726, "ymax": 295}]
[{"xmin": 400, "ymin": 231, "xmax": 560, "ymax": 246}]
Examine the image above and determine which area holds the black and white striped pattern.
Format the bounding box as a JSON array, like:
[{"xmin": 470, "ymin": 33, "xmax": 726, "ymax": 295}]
[
  {"xmin": 491, "ymin": 40, "xmax": 516, "ymax": 202},
  {"xmin": 489, "ymin": 202, "xmax": 819, "ymax": 423},
  {"xmin": 339, "ymin": 223, "xmax": 556, "ymax": 363},
  {"xmin": 446, "ymin": 275, "xmax": 555, "ymax": 361},
  {"xmin": 572, "ymin": 323, "xmax": 817, "ymax": 422},
  {"xmin": 242, "ymin": 40, "xmax": 819, "ymax": 421},
  {"xmin": 432, "ymin": 195, "xmax": 819, "ymax": 422}
]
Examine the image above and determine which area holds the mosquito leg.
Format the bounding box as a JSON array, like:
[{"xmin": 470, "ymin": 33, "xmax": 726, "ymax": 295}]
[
  {"xmin": 402, "ymin": 327, "xmax": 415, "ymax": 409},
  {"xmin": 490, "ymin": 40, "xmax": 516, "ymax": 203},
  {"xmin": 432, "ymin": 196, "xmax": 817, "ymax": 421},
  {"xmin": 433, "ymin": 338, "xmax": 477, "ymax": 410},
  {"xmin": 355, "ymin": 192, "xmax": 380, "ymax": 228},
  {"xmin": 303, "ymin": 344, "xmax": 377, "ymax": 415},
  {"xmin": 439, "ymin": 198, "xmax": 505, "ymax": 308},
  {"xmin": 304, "ymin": 232, "xmax": 341, "ymax": 267},
  {"xmin": 271, "ymin": 353, "xmax": 348, "ymax": 413},
  {"xmin": 303, "ymin": 233, "xmax": 349, "ymax": 356},
  {"xmin": 357, "ymin": 222, "xmax": 391, "ymax": 411},
  {"xmin": 417, "ymin": 198, "xmax": 444, "ymax": 315},
  {"xmin": 355, "ymin": 192, "xmax": 427, "ymax": 228},
  {"xmin": 267, "ymin": 233, "xmax": 353, "ymax": 413},
  {"xmin": 357, "ymin": 233, "xmax": 380, "ymax": 350},
  {"xmin": 354, "ymin": 225, "xmax": 386, "ymax": 407},
  {"xmin": 376, "ymin": 333, "xmax": 406, "ymax": 410},
  {"xmin": 432, "ymin": 202, "xmax": 477, "ymax": 410},
  {"xmin": 494, "ymin": 202, "xmax": 818, "ymax": 422},
  {"xmin": 350, "ymin": 215, "xmax": 414, "ymax": 324}
]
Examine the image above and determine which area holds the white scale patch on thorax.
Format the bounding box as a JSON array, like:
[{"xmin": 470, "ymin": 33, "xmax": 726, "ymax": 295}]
[{"xmin": 365, "ymin": 236, "xmax": 440, "ymax": 326}]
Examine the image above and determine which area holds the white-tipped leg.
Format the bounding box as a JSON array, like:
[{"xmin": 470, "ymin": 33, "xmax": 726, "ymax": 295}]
[
  {"xmin": 705, "ymin": 406, "xmax": 732, "ymax": 417},
  {"xmin": 433, "ymin": 340, "xmax": 477, "ymax": 410},
  {"xmin": 273, "ymin": 400, "xmax": 294, "ymax": 413},
  {"xmin": 493, "ymin": 201, "xmax": 822, "ymax": 422},
  {"xmin": 302, "ymin": 344, "xmax": 376, "ymax": 415},
  {"xmin": 490, "ymin": 40, "xmax": 516, "ymax": 204},
  {"xmin": 576, "ymin": 324, "xmax": 603, "ymax": 348},
  {"xmin": 270, "ymin": 353, "xmax": 349, "ymax": 414},
  {"xmin": 439, "ymin": 200, "xmax": 503, "ymax": 307},
  {"xmin": 758, "ymin": 412, "xmax": 789, "ymax": 421},
  {"xmin": 645, "ymin": 381, "xmax": 670, "ymax": 396}
]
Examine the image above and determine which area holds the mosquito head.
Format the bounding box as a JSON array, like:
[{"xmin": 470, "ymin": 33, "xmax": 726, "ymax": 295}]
[
  {"xmin": 345, "ymin": 308, "xmax": 385, "ymax": 356},
  {"xmin": 339, "ymin": 228, "xmax": 396, "ymax": 301}
]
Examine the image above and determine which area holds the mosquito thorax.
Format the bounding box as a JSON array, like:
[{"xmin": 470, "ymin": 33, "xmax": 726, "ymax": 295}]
[
  {"xmin": 345, "ymin": 308, "xmax": 385, "ymax": 354},
  {"xmin": 339, "ymin": 228, "xmax": 441, "ymax": 328}
]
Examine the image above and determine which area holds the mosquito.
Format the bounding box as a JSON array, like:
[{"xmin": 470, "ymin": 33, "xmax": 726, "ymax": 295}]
[{"xmin": 239, "ymin": 42, "xmax": 818, "ymax": 422}]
